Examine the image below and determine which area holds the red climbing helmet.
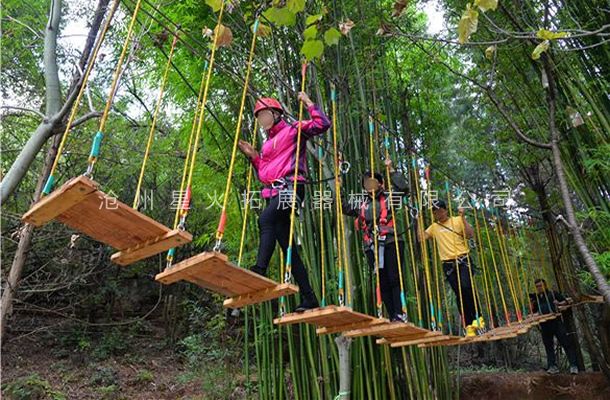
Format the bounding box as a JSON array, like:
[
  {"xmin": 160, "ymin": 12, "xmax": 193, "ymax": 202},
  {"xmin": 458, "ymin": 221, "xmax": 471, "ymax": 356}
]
[{"xmin": 254, "ymin": 97, "xmax": 283, "ymax": 116}]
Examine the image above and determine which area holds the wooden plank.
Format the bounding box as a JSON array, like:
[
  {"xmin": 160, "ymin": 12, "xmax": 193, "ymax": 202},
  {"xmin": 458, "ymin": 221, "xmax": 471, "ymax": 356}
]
[
  {"xmin": 343, "ymin": 321, "xmax": 428, "ymax": 339},
  {"xmin": 380, "ymin": 330, "xmax": 443, "ymax": 344},
  {"xmin": 58, "ymin": 192, "xmax": 169, "ymax": 250},
  {"xmin": 223, "ymin": 283, "xmax": 299, "ymax": 308},
  {"xmin": 155, "ymin": 252, "xmax": 286, "ymax": 297},
  {"xmin": 111, "ymin": 229, "xmax": 193, "ymax": 266},
  {"xmin": 316, "ymin": 318, "xmax": 386, "ymax": 335},
  {"xmin": 390, "ymin": 334, "xmax": 456, "ymax": 347},
  {"xmin": 22, "ymin": 176, "xmax": 98, "ymax": 226},
  {"xmin": 273, "ymin": 306, "xmax": 339, "ymax": 325},
  {"xmin": 273, "ymin": 306, "xmax": 355, "ymax": 326}
]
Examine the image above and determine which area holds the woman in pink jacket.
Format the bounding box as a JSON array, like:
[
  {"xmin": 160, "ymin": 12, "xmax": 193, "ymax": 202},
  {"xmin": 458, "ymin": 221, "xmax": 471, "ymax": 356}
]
[{"xmin": 237, "ymin": 92, "xmax": 330, "ymax": 312}]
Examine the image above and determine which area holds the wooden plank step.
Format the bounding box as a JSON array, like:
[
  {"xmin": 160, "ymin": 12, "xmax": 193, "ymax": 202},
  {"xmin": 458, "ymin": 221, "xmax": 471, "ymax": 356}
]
[
  {"xmin": 156, "ymin": 252, "xmax": 297, "ymax": 306},
  {"xmin": 377, "ymin": 330, "xmax": 443, "ymax": 345},
  {"xmin": 111, "ymin": 229, "xmax": 192, "ymax": 266},
  {"xmin": 578, "ymin": 294, "xmax": 603, "ymax": 304},
  {"xmin": 316, "ymin": 318, "xmax": 386, "ymax": 335},
  {"xmin": 223, "ymin": 283, "xmax": 298, "ymax": 309},
  {"xmin": 273, "ymin": 306, "xmax": 378, "ymax": 328},
  {"xmin": 390, "ymin": 334, "xmax": 458, "ymax": 347},
  {"xmin": 21, "ymin": 176, "xmax": 191, "ymax": 265},
  {"xmin": 343, "ymin": 321, "xmax": 429, "ymax": 339}
]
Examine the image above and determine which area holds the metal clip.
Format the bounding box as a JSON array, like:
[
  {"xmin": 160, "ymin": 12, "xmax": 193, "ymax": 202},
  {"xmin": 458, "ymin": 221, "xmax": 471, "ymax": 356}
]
[
  {"xmin": 213, "ymin": 238, "xmax": 222, "ymax": 253},
  {"xmin": 339, "ymin": 161, "xmax": 351, "ymax": 174}
]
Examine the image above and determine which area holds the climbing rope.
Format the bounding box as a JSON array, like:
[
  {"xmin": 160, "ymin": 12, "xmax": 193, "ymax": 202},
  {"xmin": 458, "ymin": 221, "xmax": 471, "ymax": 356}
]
[
  {"xmin": 213, "ymin": 16, "xmax": 260, "ymax": 252},
  {"xmin": 176, "ymin": 0, "xmax": 225, "ymax": 230},
  {"xmin": 330, "ymin": 83, "xmax": 351, "ymax": 307},
  {"xmin": 284, "ymin": 62, "xmax": 308, "ymax": 285},
  {"xmin": 43, "ymin": 0, "xmax": 121, "ymax": 194},
  {"xmin": 85, "ymin": 0, "xmax": 145, "ymax": 178},
  {"xmin": 367, "ymin": 116, "xmax": 383, "ymax": 319},
  {"xmin": 133, "ymin": 32, "xmax": 179, "ymax": 209},
  {"xmin": 382, "ymin": 131, "xmax": 408, "ymax": 317}
]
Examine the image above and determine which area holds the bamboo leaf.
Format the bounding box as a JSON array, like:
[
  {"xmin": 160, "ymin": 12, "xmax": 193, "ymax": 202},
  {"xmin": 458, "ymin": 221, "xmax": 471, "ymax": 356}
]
[
  {"xmin": 301, "ymin": 39, "xmax": 324, "ymax": 60},
  {"xmin": 323, "ymin": 27, "xmax": 341, "ymax": 46},
  {"xmin": 531, "ymin": 40, "xmax": 549, "ymax": 60},
  {"xmin": 457, "ymin": 5, "xmax": 479, "ymax": 44},
  {"xmin": 474, "ymin": 0, "xmax": 498, "ymax": 12}
]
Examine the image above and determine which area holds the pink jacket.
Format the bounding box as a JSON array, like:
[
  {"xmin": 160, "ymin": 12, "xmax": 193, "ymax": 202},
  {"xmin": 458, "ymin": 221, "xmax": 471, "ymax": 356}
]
[{"xmin": 251, "ymin": 104, "xmax": 331, "ymax": 198}]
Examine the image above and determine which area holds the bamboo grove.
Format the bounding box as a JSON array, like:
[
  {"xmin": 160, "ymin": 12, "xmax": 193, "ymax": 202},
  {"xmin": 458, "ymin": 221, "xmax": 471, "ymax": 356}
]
[{"xmin": 1, "ymin": 0, "xmax": 608, "ymax": 399}]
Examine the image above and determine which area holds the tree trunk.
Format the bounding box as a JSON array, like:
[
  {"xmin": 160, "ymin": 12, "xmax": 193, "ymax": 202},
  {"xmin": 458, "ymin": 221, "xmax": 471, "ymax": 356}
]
[
  {"xmin": 542, "ymin": 57, "xmax": 610, "ymax": 305},
  {"xmin": 335, "ymin": 335, "xmax": 352, "ymax": 400},
  {"xmin": 1, "ymin": 133, "xmax": 61, "ymax": 339},
  {"xmin": 0, "ymin": 0, "xmax": 110, "ymax": 203}
]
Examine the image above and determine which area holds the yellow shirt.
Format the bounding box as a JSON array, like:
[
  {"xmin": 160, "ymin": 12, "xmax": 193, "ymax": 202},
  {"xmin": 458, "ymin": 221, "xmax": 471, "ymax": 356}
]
[{"xmin": 425, "ymin": 216, "xmax": 469, "ymax": 261}]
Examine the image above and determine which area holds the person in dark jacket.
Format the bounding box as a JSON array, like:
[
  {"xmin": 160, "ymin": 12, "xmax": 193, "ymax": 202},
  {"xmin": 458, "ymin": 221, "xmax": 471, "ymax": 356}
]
[
  {"xmin": 530, "ymin": 278, "xmax": 578, "ymax": 375},
  {"xmin": 340, "ymin": 159, "xmax": 409, "ymax": 322}
]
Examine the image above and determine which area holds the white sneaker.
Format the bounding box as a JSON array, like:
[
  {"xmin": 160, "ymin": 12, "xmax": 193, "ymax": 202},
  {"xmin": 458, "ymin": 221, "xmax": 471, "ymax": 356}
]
[
  {"xmin": 569, "ymin": 365, "xmax": 579, "ymax": 375},
  {"xmin": 547, "ymin": 365, "xmax": 559, "ymax": 374}
]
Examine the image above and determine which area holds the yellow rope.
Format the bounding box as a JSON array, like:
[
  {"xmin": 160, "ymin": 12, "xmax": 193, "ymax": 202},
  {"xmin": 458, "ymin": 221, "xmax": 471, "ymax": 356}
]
[
  {"xmin": 237, "ymin": 120, "xmax": 258, "ymax": 267},
  {"xmin": 403, "ymin": 200, "xmax": 422, "ymax": 325},
  {"xmin": 133, "ymin": 33, "xmax": 179, "ymax": 208},
  {"xmin": 330, "ymin": 84, "xmax": 349, "ymax": 306},
  {"xmin": 318, "ymin": 139, "xmax": 326, "ymax": 304},
  {"xmin": 411, "ymin": 159, "xmax": 436, "ymax": 330},
  {"xmin": 367, "ymin": 116, "xmax": 382, "ymax": 318},
  {"xmin": 494, "ymin": 214, "xmax": 521, "ymax": 320},
  {"xmin": 481, "ymin": 210, "xmax": 510, "ymax": 324},
  {"xmin": 426, "ymin": 179, "xmax": 445, "ymax": 329},
  {"xmin": 284, "ymin": 62, "xmax": 308, "ymax": 279},
  {"xmin": 45, "ymin": 0, "xmax": 121, "ymax": 187},
  {"xmin": 382, "ymin": 133, "xmax": 406, "ymax": 315},
  {"xmin": 97, "ymin": 0, "xmax": 143, "ymax": 133},
  {"xmin": 215, "ymin": 17, "xmax": 259, "ymax": 245},
  {"xmin": 172, "ymin": 68, "xmax": 207, "ymax": 229},
  {"xmin": 473, "ymin": 206, "xmax": 496, "ymax": 328},
  {"xmin": 182, "ymin": 1, "xmax": 225, "ymax": 220}
]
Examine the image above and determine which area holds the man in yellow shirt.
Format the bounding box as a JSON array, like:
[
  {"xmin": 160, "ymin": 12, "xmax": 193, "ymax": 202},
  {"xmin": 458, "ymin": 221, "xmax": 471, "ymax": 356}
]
[{"xmin": 421, "ymin": 199, "xmax": 483, "ymax": 336}]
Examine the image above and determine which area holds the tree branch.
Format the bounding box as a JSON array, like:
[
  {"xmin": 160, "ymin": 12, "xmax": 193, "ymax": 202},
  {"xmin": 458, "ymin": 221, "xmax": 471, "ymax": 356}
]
[
  {"xmin": 0, "ymin": 106, "xmax": 45, "ymax": 119},
  {"xmin": 485, "ymin": 89, "xmax": 552, "ymax": 149},
  {"xmin": 71, "ymin": 111, "xmax": 102, "ymax": 128}
]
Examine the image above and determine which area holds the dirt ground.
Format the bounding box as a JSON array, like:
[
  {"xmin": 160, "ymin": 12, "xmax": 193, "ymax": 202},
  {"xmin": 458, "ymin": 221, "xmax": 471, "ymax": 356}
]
[{"xmin": 459, "ymin": 371, "xmax": 610, "ymax": 400}]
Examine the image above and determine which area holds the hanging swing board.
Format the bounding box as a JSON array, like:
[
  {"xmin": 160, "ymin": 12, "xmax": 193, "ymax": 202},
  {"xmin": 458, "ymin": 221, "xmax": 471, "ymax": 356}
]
[
  {"xmin": 155, "ymin": 252, "xmax": 298, "ymax": 308},
  {"xmin": 273, "ymin": 305, "xmax": 383, "ymax": 333},
  {"xmin": 343, "ymin": 320, "xmax": 431, "ymax": 341},
  {"xmin": 389, "ymin": 333, "xmax": 460, "ymax": 347},
  {"xmin": 22, "ymin": 176, "xmax": 192, "ymax": 266},
  {"xmin": 375, "ymin": 329, "xmax": 445, "ymax": 345}
]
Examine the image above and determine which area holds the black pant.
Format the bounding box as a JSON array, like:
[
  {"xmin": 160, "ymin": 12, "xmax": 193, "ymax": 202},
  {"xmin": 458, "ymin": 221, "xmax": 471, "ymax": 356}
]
[
  {"xmin": 442, "ymin": 256, "xmax": 479, "ymax": 326},
  {"xmin": 540, "ymin": 318, "xmax": 577, "ymax": 368},
  {"xmin": 254, "ymin": 185, "xmax": 315, "ymax": 298},
  {"xmin": 365, "ymin": 241, "xmax": 405, "ymax": 319}
]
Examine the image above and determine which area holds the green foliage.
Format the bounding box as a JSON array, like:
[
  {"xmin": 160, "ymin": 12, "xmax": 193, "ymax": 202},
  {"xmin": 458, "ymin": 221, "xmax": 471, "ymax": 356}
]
[
  {"xmin": 135, "ymin": 369, "xmax": 155, "ymax": 384},
  {"xmin": 262, "ymin": 6, "xmax": 296, "ymax": 26},
  {"xmin": 2, "ymin": 374, "xmax": 66, "ymax": 400}
]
